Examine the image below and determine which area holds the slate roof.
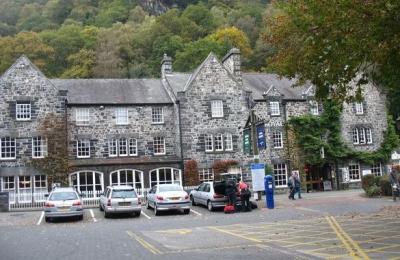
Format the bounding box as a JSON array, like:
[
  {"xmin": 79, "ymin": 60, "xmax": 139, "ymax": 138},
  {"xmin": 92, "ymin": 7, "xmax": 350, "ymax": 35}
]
[
  {"xmin": 243, "ymin": 73, "xmax": 308, "ymax": 100},
  {"xmin": 165, "ymin": 73, "xmax": 191, "ymax": 94},
  {"xmin": 51, "ymin": 79, "xmax": 173, "ymax": 105}
]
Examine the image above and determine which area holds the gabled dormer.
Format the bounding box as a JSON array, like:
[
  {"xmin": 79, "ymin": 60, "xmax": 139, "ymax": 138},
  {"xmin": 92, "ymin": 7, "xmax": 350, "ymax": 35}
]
[{"xmin": 263, "ymin": 85, "xmax": 283, "ymax": 116}]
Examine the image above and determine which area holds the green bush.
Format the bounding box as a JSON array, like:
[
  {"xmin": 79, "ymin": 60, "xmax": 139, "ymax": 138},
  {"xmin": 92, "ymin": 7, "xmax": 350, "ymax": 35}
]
[
  {"xmin": 361, "ymin": 175, "xmax": 379, "ymax": 191},
  {"xmin": 380, "ymin": 175, "xmax": 392, "ymax": 196},
  {"xmin": 366, "ymin": 184, "xmax": 381, "ymax": 197}
]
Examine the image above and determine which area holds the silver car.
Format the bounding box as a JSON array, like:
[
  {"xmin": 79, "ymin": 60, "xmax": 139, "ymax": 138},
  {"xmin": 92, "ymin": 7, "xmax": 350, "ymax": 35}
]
[
  {"xmin": 190, "ymin": 182, "xmax": 229, "ymax": 211},
  {"xmin": 44, "ymin": 187, "xmax": 84, "ymax": 222},
  {"xmin": 99, "ymin": 185, "xmax": 141, "ymax": 218},
  {"xmin": 146, "ymin": 184, "xmax": 190, "ymax": 215}
]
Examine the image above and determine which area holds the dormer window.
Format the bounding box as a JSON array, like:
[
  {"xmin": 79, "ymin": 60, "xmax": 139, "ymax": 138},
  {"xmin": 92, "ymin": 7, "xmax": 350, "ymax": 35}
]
[
  {"xmin": 355, "ymin": 102, "xmax": 364, "ymax": 115},
  {"xmin": 16, "ymin": 102, "xmax": 31, "ymax": 121},
  {"xmin": 211, "ymin": 100, "xmax": 223, "ymax": 118},
  {"xmin": 270, "ymin": 102, "xmax": 280, "ymax": 116}
]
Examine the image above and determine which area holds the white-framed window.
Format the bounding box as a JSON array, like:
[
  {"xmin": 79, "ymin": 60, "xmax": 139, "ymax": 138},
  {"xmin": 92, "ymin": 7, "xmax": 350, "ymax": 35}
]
[
  {"xmin": 225, "ymin": 133, "xmax": 233, "ymax": 151},
  {"xmin": 199, "ymin": 168, "xmax": 214, "ymax": 182},
  {"xmin": 310, "ymin": 101, "xmax": 319, "ymax": 115},
  {"xmin": 205, "ymin": 134, "xmax": 213, "ymax": 152},
  {"xmin": 110, "ymin": 169, "xmax": 144, "ymax": 191},
  {"xmin": 352, "ymin": 128, "xmax": 359, "ymax": 144},
  {"xmin": 0, "ymin": 137, "xmax": 16, "ymax": 160},
  {"xmin": 273, "ymin": 163, "xmax": 287, "ymax": 187},
  {"xmin": 77, "ymin": 140, "xmax": 90, "ymax": 158},
  {"xmin": 129, "ymin": 138, "xmax": 138, "ymax": 156},
  {"xmin": 150, "ymin": 167, "xmax": 181, "ymax": 187},
  {"xmin": 118, "ymin": 138, "xmax": 128, "ymax": 156},
  {"xmin": 371, "ymin": 163, "xmax": 382, "ymax": 177},
  {"xmin": 70, "ymin": 171, "xmax": 104, "ymax": 194},
  {"xmin": 76, "ymin": 108, "xmax": 90, "ymax": 125},
  {"xmin": 116, "ymin": 108, "xmax": 128, "ymax": 125},
  {"xmin": 2, "ymin": 176, "xmax": 15, "ymax": 203},
  {"xmin": 272, "ymin": 132, "xmax": 283, "ymax": 148},
  {"xmin": 108, "ymin": 139, "xmax": 118, "ymax": 157},
  {"xmin": 33, "ymin": 175, "xmax": 48, "ymax": 200},
  {"xmin": 152, "ymin": 107, "xmax": 164, "ymax": 124},
  {"xmin": 16, "ymin": 102, "xmax": 31, "ymax": 121},
  {"xmin": 366, "ymin": 128, "xmax": 373, "ymax": 144},
  {"xmin": 32, "ymin": 136, "xmax": 47, "ymax": 158},
  {"xmin": 270, "ymin": 102, "xmax": 280, "ymax": 116},
  {"xmin": 153, "ymin": 137, "xmax": 165, "ymax": 155},
  {"xmin": 355, "ymin": 102, "xmax": 364, "ymax": 115},
  {"xmin": 353, "ymin": 127, "xmax": 372, "ymax": 145},
  {"xmin": 211, "ymin": 100, "xmax": 224, "ymax": 118},
  {"xmin": 348, "ymin": 163, "xmax": 360, "ymax": 181},
  {"xmin": 18, "ymin": 176, "xmax": 32, "ymax": 203},
  {"xmin": 214, "ymin": 133, "xmax": 224, "ymax": 151}
]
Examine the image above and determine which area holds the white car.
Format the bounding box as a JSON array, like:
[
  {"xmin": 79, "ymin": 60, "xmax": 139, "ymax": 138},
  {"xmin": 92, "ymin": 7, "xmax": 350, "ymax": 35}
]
[
  {"xmin": 99, "ymin": 185, "xmax": 142, "ymax": 218},
  {"xmin": 146, "ymin": 184, "xmax": 190, "ymax": 215},
  {"xmin": 44, "ymin": 187, "xmax": 84, "ymax": 222}
]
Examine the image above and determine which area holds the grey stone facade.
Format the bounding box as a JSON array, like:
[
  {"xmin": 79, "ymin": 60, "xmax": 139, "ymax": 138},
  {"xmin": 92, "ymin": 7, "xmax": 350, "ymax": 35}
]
[{"xmin": 0, "ymin": 50, "xmax": 391, "ymax": 199}]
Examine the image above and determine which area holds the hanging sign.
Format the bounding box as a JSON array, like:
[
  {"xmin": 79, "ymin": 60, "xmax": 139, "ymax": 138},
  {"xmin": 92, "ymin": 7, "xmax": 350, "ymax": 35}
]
[
  {"xmin": 256, "ymin": 124, "xmax": 266, "ymax": 149},
  {"xmin": 243, "ymin": 128, "xmax": 252, "ymax": 154}
]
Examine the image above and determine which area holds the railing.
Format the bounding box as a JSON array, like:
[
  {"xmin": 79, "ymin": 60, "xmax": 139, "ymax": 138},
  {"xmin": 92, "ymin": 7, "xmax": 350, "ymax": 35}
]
[{"xmin": 7, "ymin": 186, "xmax": 200, "ymax": 211}]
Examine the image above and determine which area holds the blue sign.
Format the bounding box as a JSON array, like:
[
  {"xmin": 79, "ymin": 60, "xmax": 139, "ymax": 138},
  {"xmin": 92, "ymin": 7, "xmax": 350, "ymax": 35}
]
[
  {"xmin": 256, "ymin": 124, "xmax": 266, "ymax": 149},
  {"xmin": 251, "ymin": 163, "xmax": 265, "ymax": 170}
]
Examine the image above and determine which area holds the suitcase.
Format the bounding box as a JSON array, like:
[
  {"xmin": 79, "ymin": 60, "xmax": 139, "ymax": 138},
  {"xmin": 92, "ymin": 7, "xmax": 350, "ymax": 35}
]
[{"xmin": 224, "ymin": 204, "xmax": 235, "ymax": 214}]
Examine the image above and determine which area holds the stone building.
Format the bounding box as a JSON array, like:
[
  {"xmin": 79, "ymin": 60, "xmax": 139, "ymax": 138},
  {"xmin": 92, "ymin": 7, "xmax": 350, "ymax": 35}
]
[{"xmin": 0, "ymin": 49, "xmax": 390, "ymax": 202}]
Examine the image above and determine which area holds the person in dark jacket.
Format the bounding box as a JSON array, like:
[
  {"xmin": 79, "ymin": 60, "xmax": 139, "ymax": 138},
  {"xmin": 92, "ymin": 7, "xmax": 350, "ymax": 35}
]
[
  {"xmin": 225, "ymin": 179, "xmax": 237, "ymax": 211},
  {"xmin": 389, "ymin": 166, "xmax": 400, "ymax": 201},
  {"xmin": 238, "ymin": 177, "xmax": 251, "ymax": 212}
]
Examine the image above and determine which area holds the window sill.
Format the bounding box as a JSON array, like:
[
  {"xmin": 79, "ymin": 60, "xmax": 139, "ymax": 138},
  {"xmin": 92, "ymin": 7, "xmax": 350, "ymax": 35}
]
[
  {"xmin": 153, "ymin": 153, "xmax": 166, "ymax": 156},
  {"xmin": 77, "ymin": 156, "xmax": 91, "ymax": 159},
  {"xmin": 115, "ymin": 123, "xmax": 129, "ymax": 126},
  {"xmin": 16, "ymin": 119, "xmax": 31, "ymax": 122},
  {"xmin": 273, "ymin": 147, "xmax": 284, "ymax": 150},
  {"xmin": 76, "ymin": 123, "xmax": 90, "ymax": 126},
  {"xmin": 151, "ymin": 122, "xmax": 165, "ymax": 125},
  {"xmin": 205, "ymin": 150, "xmax": 235, "ymax": 153},
  {"xmin": 0, "ymin": 158, "xmax": 16, "ymax": 161}
]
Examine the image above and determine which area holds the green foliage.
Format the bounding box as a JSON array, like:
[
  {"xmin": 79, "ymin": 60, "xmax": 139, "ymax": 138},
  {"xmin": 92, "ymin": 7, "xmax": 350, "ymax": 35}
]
[
  {"xmin": 366, "ymin": 184, "xmax": 381, "ymax": 197},
  {"xmin": 361, "ymin": 175, "xmax": 378, "ymax": 192},
  {"xmin": 288, "ymin": 101, "xmax": 399, "ymax": 165}
]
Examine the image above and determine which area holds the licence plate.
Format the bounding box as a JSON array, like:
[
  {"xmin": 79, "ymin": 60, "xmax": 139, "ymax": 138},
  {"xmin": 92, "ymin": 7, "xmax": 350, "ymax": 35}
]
[
  {"xmin": 58, "ymin": 206, "xmax": 70, "ymax": 212},
  {"xmin": 118, "ymin": 202, "xmax": 131, "ymax": 206},
  {"xmin": 169, "ymin": 197, "xmax": 180, "ymax": 200}
]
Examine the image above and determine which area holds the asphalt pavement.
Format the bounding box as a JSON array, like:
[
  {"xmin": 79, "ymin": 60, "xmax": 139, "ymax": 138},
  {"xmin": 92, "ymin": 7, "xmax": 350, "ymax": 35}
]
[{"xmin": 1, "ymin": 189, "xmax": 399, "ymax": 260}]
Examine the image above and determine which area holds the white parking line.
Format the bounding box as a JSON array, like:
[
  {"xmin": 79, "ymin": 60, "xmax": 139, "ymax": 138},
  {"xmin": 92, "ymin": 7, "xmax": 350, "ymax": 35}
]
[
  {"xmin": 89, "ymin": 209, "xmax": 97, "ymax": 222},
  {"xmin": 190, "ymin": 208, "xmax": 202, "ymax": 216},
  {"xmin": 37, "ymin": 211, "xmax": 44, "ymax": 226},
  {"xmin": 141, "ymin": 211, "xmax": 151, "ymax": 219}
]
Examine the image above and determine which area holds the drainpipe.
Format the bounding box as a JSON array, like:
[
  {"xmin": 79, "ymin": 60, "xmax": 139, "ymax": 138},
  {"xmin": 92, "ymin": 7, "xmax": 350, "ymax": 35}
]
[
  {"xmin": 177, "ymin": 100, "xmax": 185, "ymax": 185},
  {"xmin": 64, "ymin": 97, "xmax": 69, "ymax": 186}
]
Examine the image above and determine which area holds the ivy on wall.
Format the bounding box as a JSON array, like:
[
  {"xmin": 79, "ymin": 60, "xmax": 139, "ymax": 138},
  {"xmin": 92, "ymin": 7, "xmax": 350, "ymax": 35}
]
[{"xmin": 287, "ymin": 100, "xmax": 399, "ymax": 165}]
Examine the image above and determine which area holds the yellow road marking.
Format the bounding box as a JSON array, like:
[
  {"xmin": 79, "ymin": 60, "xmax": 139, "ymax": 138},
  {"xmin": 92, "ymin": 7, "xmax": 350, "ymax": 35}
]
[
  {"xmin": 326, "ymin": 216, "xmax": 370, "ymax": 259},
  {"xmin": 208, "ymin": 226, "xmax": 263, "ymax": 243},
  {"xmin": 364, "ymin": 244, "xmax": 400, "ymax": 253},
  {"xmin": 126, "ymin": 231, "xmax": 163, "ymax": 255},
  {"xmin": 155, "ymin": 229, "xmax": 192, "ymax": 235}
]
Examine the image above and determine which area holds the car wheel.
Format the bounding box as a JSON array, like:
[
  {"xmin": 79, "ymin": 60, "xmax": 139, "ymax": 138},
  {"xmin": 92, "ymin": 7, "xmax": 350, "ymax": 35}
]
[
  {"xmin": 78, "ymin": 215, "xmax": 83, "ymax": 221},
  {"xmin": 45, "ymin": 217, "xmax": 50, "ymax": 223},
  {"xmin": 154, "ymin": 204, "xmax": 159, "ymax": 216},
  {"xmin": 135, "ymin": 211, "xmax": 141, "ymax": 217},
  {"xmin": 191, "ymin": 196, "xmax": 196, "ymax": 206},
  {"xmin": 99, "ymin": 203, "xmax": 104, "ymax": 212},
  {"xmin": 207, "ymin": 200, "xmax": 214, "ymax": 212},
  {"xmin": 183, "ymin": 209, "xmax": 190, "ymax": 214},
  {"xmin": 104, "ymin": 209, "xmax": 109, "ymax": 218}
]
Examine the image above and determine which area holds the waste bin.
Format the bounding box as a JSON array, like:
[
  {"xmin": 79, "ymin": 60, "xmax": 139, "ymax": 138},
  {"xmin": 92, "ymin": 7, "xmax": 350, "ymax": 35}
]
[{"xmin": 264, "ymin": 175, "xmax": 274, "ymax": 209}]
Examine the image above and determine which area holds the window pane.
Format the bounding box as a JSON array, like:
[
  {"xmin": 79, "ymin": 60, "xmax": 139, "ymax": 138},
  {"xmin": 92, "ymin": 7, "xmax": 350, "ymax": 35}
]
[
  {"xmin": 270, "ymin": 102, "xmax": 280, "ymax": 115},
  {"xmin": 116, "ymin": 108, "xmax": 128, "ymax": 125},
  {"xmin": 1, "ymin": 137, "xmax": 16, "ymax": 159},
  {"xmin": 205, "ymin": 134, "xmax": 213, "ymax": 152},
  {"xmin": 152, "ymin": 107, "xmax": 164, "ymax": 123},
  {"xmin": 153, "ymin": 137, "xmax": 165, "ymax": 155},
  {"xmin": 16, "ymin": 102, "xmax": 31, "ymax": 120},
  {"xmin": 211, "ymin": 100, "xmax": 223, "ymax": 117}
]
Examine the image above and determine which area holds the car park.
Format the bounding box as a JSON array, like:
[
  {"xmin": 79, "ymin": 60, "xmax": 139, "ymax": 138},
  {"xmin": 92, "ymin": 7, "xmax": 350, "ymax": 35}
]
[
  {"xmin": 99, "ymin": 185, "xmax": 142, "ymax": 218},
  {"xmin": 146, "ymin": 184, "xmax": 190, "ymax": 215},
  {"xmin": 190, "ymin": 181, "xmax": 242, "ymax": 211},
  {"xmin": 44, "ymin": 187, "xmax": 84, "ymax": 222}
]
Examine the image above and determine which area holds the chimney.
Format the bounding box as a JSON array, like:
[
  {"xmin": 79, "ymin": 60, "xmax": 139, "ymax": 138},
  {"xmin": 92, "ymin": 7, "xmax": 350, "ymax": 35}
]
[
  {"xmin": 161, "ymin": 53, "xmax": 172, "ymax": 78},
  {"xmin": 222, "ymin": 48, "xmax": 241, "ymax": 83}
]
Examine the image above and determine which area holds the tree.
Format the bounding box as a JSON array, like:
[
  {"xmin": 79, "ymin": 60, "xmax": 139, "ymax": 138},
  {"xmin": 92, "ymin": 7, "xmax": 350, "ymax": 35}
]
[
  {"xmin": 61, "ymin": 49, "xmax": 96, "ymax": 78},
  {"xmin": 263, "ymin": 0, "xmax": 400, "ymax": 110},
  {"xmin": 209, "ymin": 26, "xmax": 253, "ymax": 57},
  {"xmin": 0, "ymin": 32, "xmax": 55, "ymax": 75}
]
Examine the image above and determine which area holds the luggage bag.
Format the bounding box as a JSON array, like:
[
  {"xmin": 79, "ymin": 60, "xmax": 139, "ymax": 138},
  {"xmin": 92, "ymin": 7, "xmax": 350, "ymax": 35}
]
[{"xmin": 224, "ymin": 204, "xmax": 235, "ymax": 214}]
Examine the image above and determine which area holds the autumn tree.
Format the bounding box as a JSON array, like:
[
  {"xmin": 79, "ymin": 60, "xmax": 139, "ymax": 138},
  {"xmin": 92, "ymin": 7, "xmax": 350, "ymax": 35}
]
[
  {"xmin": 263, "ymin": 0, "xmax": 400, "ymax": 114},
  {"xmin": 209, "ymin": 26, "xmax": 253, "ymax": 57}
]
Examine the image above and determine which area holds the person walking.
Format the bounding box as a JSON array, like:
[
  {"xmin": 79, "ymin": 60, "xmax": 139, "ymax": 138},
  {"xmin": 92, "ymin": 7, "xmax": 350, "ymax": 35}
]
[
  {"xmin": 389, "ymin": 166, "xmax": 400, "ymax": 201},
  {"xmin": 288, "ymin": 173, "xmax": 295, "ymax": 200},
  {"xmin": 294, "ymin": 172, "xmax": 302, "ymax": 199},
  {"xmin": 238, "ymin": 177, "xmax": 251, "ymax": 212}
]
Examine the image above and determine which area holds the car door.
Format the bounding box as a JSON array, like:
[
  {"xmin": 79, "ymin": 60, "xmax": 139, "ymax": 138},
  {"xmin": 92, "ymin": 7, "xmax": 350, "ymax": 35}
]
[
  {"xmin": 203, "ymin": 183, "xmax": 211, "ymax": 204},
  {"xmin": 147, "ymin": 186, "xmax": 156, "ymax": 207},
  {"xmin": 194, "ymin": 183, "xmax": 205, "ymax": 205},
  {"xmin": 100, "ymin": 188, "xmax": 108, "ymax": 208}
]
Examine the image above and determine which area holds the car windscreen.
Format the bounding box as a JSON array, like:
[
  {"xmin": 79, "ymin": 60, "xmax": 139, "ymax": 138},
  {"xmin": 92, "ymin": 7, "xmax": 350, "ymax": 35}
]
[
  {"xmin": 50, "ymin": 192, "xmax": 78, "ymax": 201},
  {"xmin": 111, "ymin": 190, "xmax": 137, "ymax": 198},
  {"xmin": 159, "ymin": 185, "xmax": 182, "ymax": 192}
]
